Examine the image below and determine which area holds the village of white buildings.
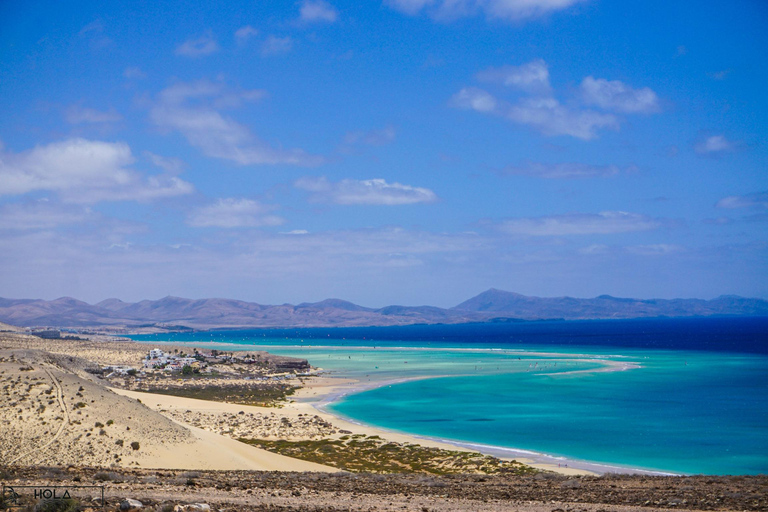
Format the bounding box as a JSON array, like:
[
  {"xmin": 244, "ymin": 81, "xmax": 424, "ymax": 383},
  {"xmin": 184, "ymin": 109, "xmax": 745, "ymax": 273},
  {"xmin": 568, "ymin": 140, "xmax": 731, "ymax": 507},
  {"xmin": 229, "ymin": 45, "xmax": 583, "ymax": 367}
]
[{"xmin": 102, "ymin": 347, "xmax": 312, "ymax": 380}]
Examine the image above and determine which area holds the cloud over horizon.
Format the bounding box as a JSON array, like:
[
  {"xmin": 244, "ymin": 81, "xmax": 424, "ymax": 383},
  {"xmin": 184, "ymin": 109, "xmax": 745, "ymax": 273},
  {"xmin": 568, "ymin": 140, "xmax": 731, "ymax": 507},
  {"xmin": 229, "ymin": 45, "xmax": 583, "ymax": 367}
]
[
  {"xmin": 295, "ymin": 177, "xmax": 438, "ymax": 205},
  {"xmin": 716, "ymin": 191, "xmax": 768, "ymax": 210},
  {"xmin": 188, "ymin": 198, "xmax": 285, "ymax": 228},
  {"xmin": 498, "ymin": 211, "xmax": 661, "ymax": 236},
  {"xmin": 0, "ymin": 201, "xmax": 97, "ymax": 231},
  {"xmin": 499, "ymin": 161, "xmax": 624, "ymax": 179},
  {"xmin": 0, "ymin": 138, "xmax": 193, "ymax": 203}
]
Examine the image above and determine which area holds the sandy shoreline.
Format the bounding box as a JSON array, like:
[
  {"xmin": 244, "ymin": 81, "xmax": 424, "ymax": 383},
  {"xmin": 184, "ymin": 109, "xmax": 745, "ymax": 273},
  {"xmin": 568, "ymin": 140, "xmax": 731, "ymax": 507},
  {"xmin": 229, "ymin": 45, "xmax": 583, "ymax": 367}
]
[
  {"xmin": 130, "ymin": 338, "xmax": 654, "ymax": 475},
  {"xmin": 1, "ymin": 331, "xmax": 664, "ymax": 476},
  {"xmin": 113, "ymin": 370, "xmax": 666, "ymax": 477},
  {"xmin": 291, "ymin": 374, "xmax": 671, "ymax": 476}
]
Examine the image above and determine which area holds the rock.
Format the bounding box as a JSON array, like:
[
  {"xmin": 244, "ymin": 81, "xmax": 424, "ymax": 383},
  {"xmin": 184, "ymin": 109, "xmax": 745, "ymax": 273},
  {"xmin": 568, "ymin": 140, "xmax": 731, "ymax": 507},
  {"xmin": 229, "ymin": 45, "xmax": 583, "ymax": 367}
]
[
  {"xmin": 561, "ymin": 479, "xmax": 582, "ymax": 489},
  {"xmin": 119, "ymin": 498, "xmax": 143, "ymax": 510},
  {"xmin": 174, "ymin": 504, "xmax": 211, "ymax": 511}
]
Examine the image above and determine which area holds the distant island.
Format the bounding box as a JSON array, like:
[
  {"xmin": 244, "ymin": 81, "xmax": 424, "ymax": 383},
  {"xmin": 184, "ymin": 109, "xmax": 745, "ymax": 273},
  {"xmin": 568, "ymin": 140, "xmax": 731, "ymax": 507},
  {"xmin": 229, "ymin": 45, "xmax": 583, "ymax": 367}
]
[{"xmin": 1, "ymin": 289, "xmax": 767, "ymax": 331}]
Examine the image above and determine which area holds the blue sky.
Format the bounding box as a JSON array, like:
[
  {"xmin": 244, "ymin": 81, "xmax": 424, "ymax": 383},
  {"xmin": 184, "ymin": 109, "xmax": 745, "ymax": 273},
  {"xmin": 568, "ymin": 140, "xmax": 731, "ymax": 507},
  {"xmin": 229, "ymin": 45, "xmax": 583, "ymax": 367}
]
[{"xmin": 1, "ymin": 0, "xmax": 766, "ymax": 307}]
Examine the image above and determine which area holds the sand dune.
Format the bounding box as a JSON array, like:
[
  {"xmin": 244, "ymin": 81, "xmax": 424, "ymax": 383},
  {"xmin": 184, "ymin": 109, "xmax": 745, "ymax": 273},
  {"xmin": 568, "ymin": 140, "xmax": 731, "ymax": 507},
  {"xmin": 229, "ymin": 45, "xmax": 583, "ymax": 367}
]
[{"xmin": 0, "ymin": 347, "xmax": 334, "ymax": 472}]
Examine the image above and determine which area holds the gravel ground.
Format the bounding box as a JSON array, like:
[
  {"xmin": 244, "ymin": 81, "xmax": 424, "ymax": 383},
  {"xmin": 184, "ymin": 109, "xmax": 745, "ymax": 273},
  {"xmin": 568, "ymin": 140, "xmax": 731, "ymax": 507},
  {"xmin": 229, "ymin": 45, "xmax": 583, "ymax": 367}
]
[{"xmin": 2, "ymin": 466, "xmax": 766, "ymax": 512}]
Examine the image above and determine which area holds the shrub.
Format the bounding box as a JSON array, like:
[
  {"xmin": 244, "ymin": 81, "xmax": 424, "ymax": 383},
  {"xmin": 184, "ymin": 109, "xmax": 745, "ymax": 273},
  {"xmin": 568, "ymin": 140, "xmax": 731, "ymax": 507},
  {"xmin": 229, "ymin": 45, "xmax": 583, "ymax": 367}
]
[
  {"xmin": 130, "ymin": 441, "xmax": 140, "ymax": 451},
  {"xmin": 33, "ymin": 498, "xmax": 79, "ymax": 511}
]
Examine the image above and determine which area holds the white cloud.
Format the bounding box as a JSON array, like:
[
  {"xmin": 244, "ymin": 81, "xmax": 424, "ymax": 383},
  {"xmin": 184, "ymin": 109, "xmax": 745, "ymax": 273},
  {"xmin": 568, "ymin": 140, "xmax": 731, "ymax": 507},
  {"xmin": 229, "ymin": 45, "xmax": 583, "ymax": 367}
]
[
  {"xmin": 79, "ymin": 19, "xmax": 104, "ymax": 36},
  {"xmin": 625, "ymin": 244, "xmax": 682, "ymax": 256},
  {"xmin": 716, "ymin": 191, "xmax": 768, "ymax": 209},
  {"xmin": 235, "ymin": 25, "xmax": 259, "ymax": 44},
  {"xmin": 580, "ymin": 76, "xmax": 660, "ymax": 114},
  {"xmin": 123, "ymin": 67, "xmax": 146, "ymax": 79},
  {"xmin": 577, "ymin": 243, "xmax": 683, "ymax": 256},
  {"xmin": 450, "ymin": 87, "xmax": 499, "ymax": 113},
  {"xmin": 343, "ymin": 125, "xmax": 396, "ymax": 146},
  {"xmin": 385, "ymin": 0, "xmax": 434, "ymax": 15},
  {"xmin": 300, "ymin": 0, "xmax": 339, "ymax": 23},
  {"xmin": 452, "ymin": 83, "xmax": 619, "ymax": 140},
  {"xmin": 175, "ymin": 34, "xmax": 220, "ymax": 57},
  {"xmin": 188, "ymin": 198, "xmax": 285, "ymax": 228},
  {"xmin": 65, "ymin": 105, "xmax": 122, "ymax": 124},
  {"xmin": 295, "ymin": 177, "xmax": 438, "ymax": 205},
  {"xmin": 150, "ymin": 80, "xmax": 322, "ymax": 166},
  {"xmin": 499, "ymin": 161, "xmax": 622, "ymax": 179},
  {"xmin": 498, "ymin": 211, "xmax": 660, "ymax": 236},
  {"xmin": 0, "ymin": 138, "xmax": 194, "ymax": 203},
  {"xmin": 695, "ymin": 135, "xmax": 736, "ymax": 155},
  {"xmin": 0, "ymin": 225, "xmax": 489, "ymax": 305},
  {"xmin": 261, "ymin": 36, "xmax": 293, "ymax": 56},
  {"xmin": 709, "ymin": 69, "xmax": 731, "ymax": 81},
  {"xmin": 78, "ymin": 19, "xmax": 112, "ymax": 49},
  {"xmin": 578, "ymin": 244, "xmax": 609, "ymax": 255},
  {"xmin": 476, "ymin": 60, "xmax": 551, "ymax": 94},
  {"xmin": 385, "ymin": 0, "xmax": 586, "ymax": 21},
  {"xmin": 454, "ymin": 62, "xmax": 664, "ymax": 140},
  {"xmin": 0, "ymin": 201, "xmax": 95, "ymax": 230},
  {"xmin": 506, "ymin": 97, "xmax": 618, "ymax": 140},
  {"xmin": 144, "ymin": 151, "xmax": 184, "ymax": 174}
]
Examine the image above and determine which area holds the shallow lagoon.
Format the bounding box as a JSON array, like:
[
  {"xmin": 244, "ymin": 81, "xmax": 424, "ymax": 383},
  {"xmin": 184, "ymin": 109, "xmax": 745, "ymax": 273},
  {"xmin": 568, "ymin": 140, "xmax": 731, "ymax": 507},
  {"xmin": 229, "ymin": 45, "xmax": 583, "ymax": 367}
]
[{"xmin": 131, "ymin": 318, "xmax": 768, "ymax": 475}]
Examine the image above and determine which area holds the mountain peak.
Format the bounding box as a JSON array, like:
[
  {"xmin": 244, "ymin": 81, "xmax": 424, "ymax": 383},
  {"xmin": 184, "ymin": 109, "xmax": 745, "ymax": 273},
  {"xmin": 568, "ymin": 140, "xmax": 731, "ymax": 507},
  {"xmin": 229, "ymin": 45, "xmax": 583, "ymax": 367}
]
[
  {"xmin": 297, "ymin": 298, "xmax": 372, "ymax": 312},
  {"xmin": 452, "ymin": 289, "xmax": 532, "ymax": 312}
]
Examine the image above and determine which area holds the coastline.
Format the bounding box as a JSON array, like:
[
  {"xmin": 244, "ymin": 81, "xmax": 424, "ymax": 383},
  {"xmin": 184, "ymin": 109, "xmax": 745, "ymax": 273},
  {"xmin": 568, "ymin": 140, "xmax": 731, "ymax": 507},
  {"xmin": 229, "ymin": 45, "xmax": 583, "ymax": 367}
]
[
  {"xmin": 0, "ymin": 331, "xmax": 680, "ymax": 475},
  {"xmin": 294, "ymin": 374, "xmax": 674, "ymax": 477},
  {"xmin": 128, "ymin": 336, "xmax": 664, "ymax": 475}
]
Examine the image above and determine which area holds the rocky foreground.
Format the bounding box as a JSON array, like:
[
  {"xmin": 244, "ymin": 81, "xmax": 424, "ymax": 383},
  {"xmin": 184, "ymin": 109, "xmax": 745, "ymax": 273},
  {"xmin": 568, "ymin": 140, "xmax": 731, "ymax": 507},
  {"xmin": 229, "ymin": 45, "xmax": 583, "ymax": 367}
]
[{"xmin": 2, "ymin": 466, "xmax": 767, "ymax": 511}]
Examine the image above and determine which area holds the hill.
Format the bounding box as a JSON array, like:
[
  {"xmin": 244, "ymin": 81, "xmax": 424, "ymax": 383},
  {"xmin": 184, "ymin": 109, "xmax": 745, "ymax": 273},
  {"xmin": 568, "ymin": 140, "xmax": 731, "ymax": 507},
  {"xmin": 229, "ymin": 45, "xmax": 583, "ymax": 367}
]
[
  {"xmin": 0, "ymin": 290, "xmax": 765, "ymax": 329},
  {"xmin": 453, "ymin": 289, "xmax": 768, "ymax": 319}
]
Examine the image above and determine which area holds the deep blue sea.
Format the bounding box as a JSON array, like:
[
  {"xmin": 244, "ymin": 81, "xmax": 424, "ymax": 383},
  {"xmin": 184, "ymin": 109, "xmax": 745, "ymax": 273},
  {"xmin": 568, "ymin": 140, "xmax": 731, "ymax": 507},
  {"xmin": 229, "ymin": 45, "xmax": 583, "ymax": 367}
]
[{"xmin": 130, "ymin": 317, "xmax": 768, "ymax": 475}]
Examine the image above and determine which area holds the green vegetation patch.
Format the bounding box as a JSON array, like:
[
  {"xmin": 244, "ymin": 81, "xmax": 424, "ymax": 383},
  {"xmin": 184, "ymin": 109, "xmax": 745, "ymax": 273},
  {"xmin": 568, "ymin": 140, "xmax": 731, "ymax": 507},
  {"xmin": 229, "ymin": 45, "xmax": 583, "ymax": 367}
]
[
  {"xmin": 239, "ymin": 435, "xmax": 537, "ymax": 475},
  {"xmin": 140, "ymin": 382, "xmax": 297, "ymax": 407}
]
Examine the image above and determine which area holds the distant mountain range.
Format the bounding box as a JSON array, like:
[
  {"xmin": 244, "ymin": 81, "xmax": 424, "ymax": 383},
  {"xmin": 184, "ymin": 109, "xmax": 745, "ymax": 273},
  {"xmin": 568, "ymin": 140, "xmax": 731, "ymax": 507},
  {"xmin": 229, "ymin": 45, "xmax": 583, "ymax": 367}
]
[{"xmin": 0, "ymin": 289, "xmax": 766, "ymax": 330}]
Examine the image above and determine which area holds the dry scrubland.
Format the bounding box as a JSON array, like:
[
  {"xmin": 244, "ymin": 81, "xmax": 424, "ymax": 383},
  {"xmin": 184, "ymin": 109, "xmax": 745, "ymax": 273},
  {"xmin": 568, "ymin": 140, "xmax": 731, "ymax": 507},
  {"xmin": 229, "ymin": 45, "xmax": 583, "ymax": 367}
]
[
  {"xmin": 0, "ymin": 347, "xmax": 192, "ymax": 468},
  {"xmin": 3, "ymin": 466, "xmax": 767, "ymax": 512}
]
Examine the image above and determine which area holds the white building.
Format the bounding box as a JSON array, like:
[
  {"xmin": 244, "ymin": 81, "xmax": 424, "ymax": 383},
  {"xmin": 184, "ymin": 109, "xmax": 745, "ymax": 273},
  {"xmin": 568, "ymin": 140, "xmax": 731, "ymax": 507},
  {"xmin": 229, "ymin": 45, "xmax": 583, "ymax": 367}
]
[{"xmin": 149, "ymin": 348, "xmax": 166, "ymax": 359}]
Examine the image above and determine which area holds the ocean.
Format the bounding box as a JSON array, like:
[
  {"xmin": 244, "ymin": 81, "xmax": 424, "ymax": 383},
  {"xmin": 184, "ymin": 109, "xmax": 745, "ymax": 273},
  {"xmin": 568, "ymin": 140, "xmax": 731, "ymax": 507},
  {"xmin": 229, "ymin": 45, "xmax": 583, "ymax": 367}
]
[{"xmin": 130, "ymin": 317, "xmax": 768, "ymax": 475}]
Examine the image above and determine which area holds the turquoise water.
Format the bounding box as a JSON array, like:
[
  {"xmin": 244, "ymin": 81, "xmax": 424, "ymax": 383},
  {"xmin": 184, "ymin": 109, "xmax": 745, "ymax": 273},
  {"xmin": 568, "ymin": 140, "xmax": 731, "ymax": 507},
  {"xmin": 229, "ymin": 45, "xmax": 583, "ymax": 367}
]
[
  {"xmin": 130, "ymin": 319, "xmax": 768, "ymax": 475},
  {"xmin": 329, "ymin": 349, "xmax": 768, "ymax": 475}
]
